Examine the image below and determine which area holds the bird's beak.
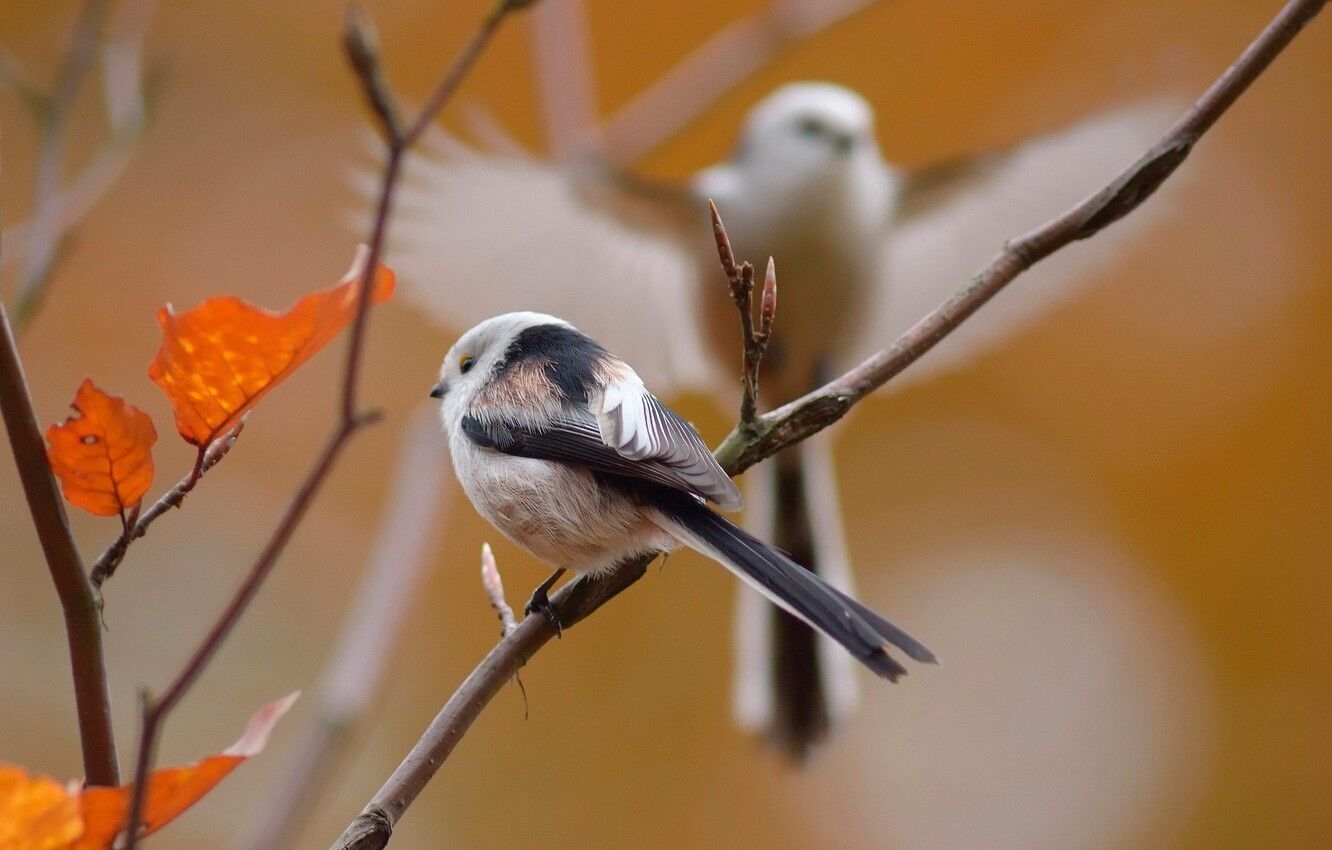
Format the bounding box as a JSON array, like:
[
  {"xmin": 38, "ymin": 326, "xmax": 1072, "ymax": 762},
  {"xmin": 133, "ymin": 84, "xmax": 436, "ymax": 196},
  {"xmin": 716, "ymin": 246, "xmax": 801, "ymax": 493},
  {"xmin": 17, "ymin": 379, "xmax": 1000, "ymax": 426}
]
[{"xmin": 429, "ymin": 379, "xmax": 448, "ymax": 399}]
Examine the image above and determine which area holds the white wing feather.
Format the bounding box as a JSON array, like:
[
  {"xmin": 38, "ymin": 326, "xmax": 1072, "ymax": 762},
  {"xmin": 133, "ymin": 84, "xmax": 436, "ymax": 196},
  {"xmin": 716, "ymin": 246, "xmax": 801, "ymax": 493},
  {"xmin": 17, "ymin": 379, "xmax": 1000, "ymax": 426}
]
[
  {"xmin": 364, "ymin": 129, "xmax": 717, "ymax": 395},
  {"xmin": 593, "ymin": 369, "xmax": 742, "ymax": 510},
  {"xmin": 865, "ymin": 100, "xmax": 1185, "ymax": 389}
]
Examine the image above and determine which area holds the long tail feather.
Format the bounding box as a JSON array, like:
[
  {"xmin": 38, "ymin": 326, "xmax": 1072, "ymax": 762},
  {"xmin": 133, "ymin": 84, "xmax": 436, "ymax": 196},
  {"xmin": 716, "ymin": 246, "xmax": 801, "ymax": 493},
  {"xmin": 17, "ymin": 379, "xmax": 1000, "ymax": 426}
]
[{"xmin": 652, "ymin": 489, "xmax": 930, "ymax": 687}]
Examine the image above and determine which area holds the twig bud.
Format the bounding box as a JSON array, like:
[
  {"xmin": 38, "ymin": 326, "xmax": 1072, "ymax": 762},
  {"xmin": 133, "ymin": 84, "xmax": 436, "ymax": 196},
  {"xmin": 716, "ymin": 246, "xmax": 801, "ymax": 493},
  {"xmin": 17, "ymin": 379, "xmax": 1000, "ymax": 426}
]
[
  {"xmin": 480, "ymin": 543, "xmax": 518, "ymax": 637},
  {"xmin": 708, "ymin": 199, "xmax": 738, "ymax": 281},
  {"xmin": 760, "ymin": 256, "xmax": 777, "ymax": 339},
  {"xmin": 343, "ymin": 3, "xmax": 404, "ymax": 140}
]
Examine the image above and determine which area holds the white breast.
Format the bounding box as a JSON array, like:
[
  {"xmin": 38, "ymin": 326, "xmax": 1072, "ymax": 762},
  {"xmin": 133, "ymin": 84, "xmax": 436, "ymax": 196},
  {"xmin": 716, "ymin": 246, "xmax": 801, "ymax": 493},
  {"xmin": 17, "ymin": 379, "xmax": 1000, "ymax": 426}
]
[{"xmin": 447, "ymin": 428, "xmax": 674, "ymax": 574}]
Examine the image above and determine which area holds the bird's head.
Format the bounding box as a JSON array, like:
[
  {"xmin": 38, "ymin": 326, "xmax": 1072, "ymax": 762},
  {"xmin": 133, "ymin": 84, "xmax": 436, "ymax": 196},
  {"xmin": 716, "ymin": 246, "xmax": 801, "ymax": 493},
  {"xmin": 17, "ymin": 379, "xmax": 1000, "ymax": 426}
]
[
  {"xmin": 733, "ymin": 82, "xmax": 878, "ymax": 180},
  {"xmin": 431, "ymin": 311, "xmax": 570, "ymax": 427}
]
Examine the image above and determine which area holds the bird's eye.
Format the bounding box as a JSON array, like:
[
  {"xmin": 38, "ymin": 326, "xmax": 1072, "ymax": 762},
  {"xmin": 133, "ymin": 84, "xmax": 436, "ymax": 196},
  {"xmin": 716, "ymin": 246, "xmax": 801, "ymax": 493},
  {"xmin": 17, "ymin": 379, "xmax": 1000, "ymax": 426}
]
[
  {"xmin": 796, "ymin": 117, "xmax": 825, "ymax": 138},
  {"xmin": 459, "ymin": 355, "xmax": 476, "ymax": 374}
]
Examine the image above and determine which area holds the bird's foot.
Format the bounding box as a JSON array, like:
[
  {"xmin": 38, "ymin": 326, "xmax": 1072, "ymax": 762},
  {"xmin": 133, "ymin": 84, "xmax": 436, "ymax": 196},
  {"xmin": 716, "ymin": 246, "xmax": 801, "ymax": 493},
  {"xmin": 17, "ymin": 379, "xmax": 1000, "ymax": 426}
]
[{"xmin": 524, "ymin": 568, "xmax": 566, "ymax": 638}]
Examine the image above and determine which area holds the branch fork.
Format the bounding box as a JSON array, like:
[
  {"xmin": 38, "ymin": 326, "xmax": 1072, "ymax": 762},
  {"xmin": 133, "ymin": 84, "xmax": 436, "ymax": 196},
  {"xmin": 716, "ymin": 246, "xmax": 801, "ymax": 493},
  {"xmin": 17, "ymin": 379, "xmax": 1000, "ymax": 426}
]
[{"xmin": 709, "ymin": 200, "xmax": 777, "ymax": 431}]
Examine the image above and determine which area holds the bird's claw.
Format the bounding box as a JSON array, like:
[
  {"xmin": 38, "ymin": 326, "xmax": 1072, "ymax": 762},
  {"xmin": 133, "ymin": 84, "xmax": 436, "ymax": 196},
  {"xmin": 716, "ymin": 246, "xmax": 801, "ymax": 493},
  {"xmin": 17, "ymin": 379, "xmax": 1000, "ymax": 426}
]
[{"xmin": 525, "ymin": 586, "xmax": 563, "ymax": 638}]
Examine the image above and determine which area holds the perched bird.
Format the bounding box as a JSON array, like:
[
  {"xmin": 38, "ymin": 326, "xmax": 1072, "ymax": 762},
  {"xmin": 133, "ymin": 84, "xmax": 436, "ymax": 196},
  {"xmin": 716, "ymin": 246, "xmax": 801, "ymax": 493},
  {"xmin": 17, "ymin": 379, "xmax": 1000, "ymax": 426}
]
[
  {"xmin": 430, "ymin": 311, "xmax": 936, "ymax": 683},
  {"xmin": 377, "ymin": 82, "xmax": 1178, "ymax": 758}
]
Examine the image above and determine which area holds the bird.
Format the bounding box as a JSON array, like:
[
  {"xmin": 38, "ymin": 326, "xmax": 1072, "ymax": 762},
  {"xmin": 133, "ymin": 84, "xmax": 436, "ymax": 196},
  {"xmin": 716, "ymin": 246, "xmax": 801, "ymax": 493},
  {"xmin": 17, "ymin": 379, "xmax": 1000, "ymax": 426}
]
[
  {"xmin": 373, "ymin": 81, "xmax": 1180, "ymax": 759},
  {"xmin": 429, "ymin": 310, "xmax": 937, "ymax": 686}
]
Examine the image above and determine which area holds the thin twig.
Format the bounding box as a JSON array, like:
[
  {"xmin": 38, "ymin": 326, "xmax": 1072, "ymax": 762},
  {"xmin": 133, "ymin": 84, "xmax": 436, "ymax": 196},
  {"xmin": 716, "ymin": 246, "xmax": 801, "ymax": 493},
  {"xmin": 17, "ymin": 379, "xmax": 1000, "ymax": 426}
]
[
  {"xmin": 243, "ymin": 405, "xmax": 449, "ymax": 850},
  {"xmin": 328, "ymin": 2, "xmax": 1327, "ymax": 845},
  {"xmin": 118, "ymin": 2, "xmax": 532, "ymax": 846},
  {"xmin": 598, "ymin": 0, "xmax": 884, "ymax": 163},
  {"xmin": 7, "ymin": 0, "xmax": 112, "ymax": 322},
  {"xmin": 90, "ymin": 419, "xmax": 244, "ymax": 589},
  {"xmin": 0, "ymin": 237, "xmax": 119, "ymax": 783},
  {"xmin": 709, "ymin": 201, "xmax": 775, "ymax": 430},
  {"xmin": 2, "ymin": 0, "xmax": 159, "ymax": 301}
]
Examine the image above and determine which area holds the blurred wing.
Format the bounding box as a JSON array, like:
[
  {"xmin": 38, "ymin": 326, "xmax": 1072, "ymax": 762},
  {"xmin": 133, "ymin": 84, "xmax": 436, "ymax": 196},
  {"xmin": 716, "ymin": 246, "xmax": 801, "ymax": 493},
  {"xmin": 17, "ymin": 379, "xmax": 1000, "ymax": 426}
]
[
  {"xmin": 362, "ymin": 129, "xmax": 717, "ymax": 394},
  {"xmin": 866, "ymin": 100, "xmax": 1182, "ymax": 390}
]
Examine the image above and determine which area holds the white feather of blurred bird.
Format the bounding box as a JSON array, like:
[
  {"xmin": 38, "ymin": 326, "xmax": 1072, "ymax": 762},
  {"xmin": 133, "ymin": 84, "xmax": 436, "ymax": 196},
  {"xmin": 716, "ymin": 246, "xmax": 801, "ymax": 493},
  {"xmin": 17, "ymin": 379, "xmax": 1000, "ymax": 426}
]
[{"xmin": 361, "ymin": 82, "xmax": 1182, "ymax": 759}]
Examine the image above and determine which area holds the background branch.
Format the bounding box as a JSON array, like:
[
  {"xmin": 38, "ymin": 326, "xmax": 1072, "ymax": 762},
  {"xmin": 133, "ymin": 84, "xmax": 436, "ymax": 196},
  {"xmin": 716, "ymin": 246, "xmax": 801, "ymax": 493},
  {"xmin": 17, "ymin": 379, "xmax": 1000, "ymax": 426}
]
[
  {"xmin": 2, "ymin": 0, "xmax": 157, "ymax": 327},
  {"xmin": 244, "ymin": 406, "xmax": 449, "ymax": 850},
  {"xmin": 328, "ymin": 1, "xmax": 1326, "ymax": 845},
  {"xmin": 597, "ymin": 0, "xmax": 884, "ymax": 163},
  {"xmin": 118, "ymin": 2, "xmax": 533, "ymax": 846}
]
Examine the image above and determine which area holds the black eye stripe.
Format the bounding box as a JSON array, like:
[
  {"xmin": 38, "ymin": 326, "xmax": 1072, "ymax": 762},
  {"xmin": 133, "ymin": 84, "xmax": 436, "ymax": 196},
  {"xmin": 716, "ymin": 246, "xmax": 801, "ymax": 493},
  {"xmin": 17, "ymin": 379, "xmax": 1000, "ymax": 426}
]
[{"xmin": 797, "ymin": 117, "xmax": 824, "ymax": 136}]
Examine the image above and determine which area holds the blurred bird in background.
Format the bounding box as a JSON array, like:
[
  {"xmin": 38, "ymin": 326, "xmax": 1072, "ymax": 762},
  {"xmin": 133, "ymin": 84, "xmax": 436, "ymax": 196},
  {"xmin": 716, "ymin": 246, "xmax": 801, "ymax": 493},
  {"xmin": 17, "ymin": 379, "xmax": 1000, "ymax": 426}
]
[{"xmin": 365, "ymin": 79, "xmax": 1179, "ymax": 759}]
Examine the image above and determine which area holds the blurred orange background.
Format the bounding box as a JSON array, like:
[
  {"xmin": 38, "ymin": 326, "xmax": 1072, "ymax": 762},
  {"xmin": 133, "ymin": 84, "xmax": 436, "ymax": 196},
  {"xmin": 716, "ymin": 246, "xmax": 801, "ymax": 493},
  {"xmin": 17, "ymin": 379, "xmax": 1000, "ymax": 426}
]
[{"xmin": 2, "ymin": 1, "xmax": 1329, "ymax": 848}]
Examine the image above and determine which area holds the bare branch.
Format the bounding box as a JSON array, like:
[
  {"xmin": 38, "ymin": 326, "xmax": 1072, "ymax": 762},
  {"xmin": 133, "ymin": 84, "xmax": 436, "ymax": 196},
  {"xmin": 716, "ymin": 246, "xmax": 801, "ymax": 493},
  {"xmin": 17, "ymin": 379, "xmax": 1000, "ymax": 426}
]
[
  {"xmin": 328, "ymin": 2, "xmax": 1327, "ymax": 845},
  {"xmin": 4, "ymin": 0, "xmax": 159, "ymax": 327},
  {"xmin": 0, "ymin": 9, "xmax": 122, "ymax": 786},
  {"xmin": 709, "ymin": 201, "xmax": 775, "ymax": 430},
  {"xmin": 119, "ymin": 2, "xmax": 532, "ymax": 845},
  {"xmin": 89, "ymin": 419, "xmax": 244, "ymax": 589},
  {"xmin": 0, "ymin": 302, "xmax": 120, "ymax": 786}
]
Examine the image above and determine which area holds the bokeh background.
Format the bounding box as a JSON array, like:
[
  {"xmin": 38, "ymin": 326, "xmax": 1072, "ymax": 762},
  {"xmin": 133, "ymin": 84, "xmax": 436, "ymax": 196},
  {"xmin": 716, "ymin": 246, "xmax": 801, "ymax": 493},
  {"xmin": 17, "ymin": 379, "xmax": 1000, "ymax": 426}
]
[{"xmin": 2, "ymin": 1, "xmax": 1329, "ymax": 848}]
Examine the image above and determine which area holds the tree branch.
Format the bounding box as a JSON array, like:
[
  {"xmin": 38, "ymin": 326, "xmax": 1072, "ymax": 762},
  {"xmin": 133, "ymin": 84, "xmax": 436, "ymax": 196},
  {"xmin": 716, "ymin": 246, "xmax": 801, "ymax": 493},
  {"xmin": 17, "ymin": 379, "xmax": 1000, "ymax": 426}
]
[
  {"xmin": 90, "ymin": 420, "xmax": 242, "ymax": 589},
  {"xmin": 0, "ymin": 247, "xmax": 119, "ymax": 784},
  {"xmin": 118, "ymin": 2, "xmax": 532, "ymax": 846},
  {"xmin": 328, "ymin": 1, "xmax": 1327, "ymax": 845},
  {"xmin": 3, "ymin": 0, "xmax": 157, "ymax": 327},
  {"xmin": 709, "ymin": 201, "xmax": 776, "ymax": 430}
]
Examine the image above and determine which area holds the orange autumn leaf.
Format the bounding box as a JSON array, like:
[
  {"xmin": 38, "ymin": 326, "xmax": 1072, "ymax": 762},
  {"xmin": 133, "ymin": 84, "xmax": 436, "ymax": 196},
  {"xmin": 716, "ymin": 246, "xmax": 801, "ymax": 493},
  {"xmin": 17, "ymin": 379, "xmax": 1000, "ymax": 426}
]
[
  {"xmin": 148, "ymin": 246, "xmax": 395, "ymax": 447},
  {"xmin": 0, "ymin": 766, "xmax": 82, "ymax": 850},
  {"xmin": 45, "ymin": 380, "xmax": 157, "ymax": 518},
  {"xmin": 0, "ymin": 694, "xmax": 296, "ymax": 850}
]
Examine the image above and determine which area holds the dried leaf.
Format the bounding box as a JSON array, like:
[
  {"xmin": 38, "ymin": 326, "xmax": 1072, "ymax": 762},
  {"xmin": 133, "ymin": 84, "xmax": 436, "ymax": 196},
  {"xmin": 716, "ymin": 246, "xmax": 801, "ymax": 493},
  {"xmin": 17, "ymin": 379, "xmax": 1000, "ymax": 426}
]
[
  {"xmin": 0, "ymin": 694, "xmax": 297, "ymax": 849},
  {"xmin": 148, "ymin": 246, "xmax": 395, "ymax": 447},
  {"xmin": 0, "ymin": 765, "xmax": 83, "ymax": 850},
  {"xmin": 45, "ymin": 380, "xmax": 157, "ymax": 518}
]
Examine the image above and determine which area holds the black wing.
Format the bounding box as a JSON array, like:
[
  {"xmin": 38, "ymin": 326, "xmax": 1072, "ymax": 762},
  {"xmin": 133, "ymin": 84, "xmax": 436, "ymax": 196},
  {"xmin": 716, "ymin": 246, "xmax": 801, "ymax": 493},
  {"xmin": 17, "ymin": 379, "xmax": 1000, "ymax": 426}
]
[{"xmin": 461, "ymin": 411, "xmax": 738, "ymax": 507}]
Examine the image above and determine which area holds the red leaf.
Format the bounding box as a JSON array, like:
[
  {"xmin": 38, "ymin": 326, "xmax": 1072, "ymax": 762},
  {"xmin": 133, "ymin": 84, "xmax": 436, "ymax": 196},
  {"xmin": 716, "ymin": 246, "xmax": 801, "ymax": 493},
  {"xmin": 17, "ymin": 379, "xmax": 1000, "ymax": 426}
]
[
  {"xmin": 148, "ymin": 246, "xmax": 395, "ymax": 447},
  {"xmin": 0, "ymin": 694, "xmax": 297, "ymax": 849},
  {"xmin": 45, "ymin": 380, "xmax": 157, "ymax": 518}
]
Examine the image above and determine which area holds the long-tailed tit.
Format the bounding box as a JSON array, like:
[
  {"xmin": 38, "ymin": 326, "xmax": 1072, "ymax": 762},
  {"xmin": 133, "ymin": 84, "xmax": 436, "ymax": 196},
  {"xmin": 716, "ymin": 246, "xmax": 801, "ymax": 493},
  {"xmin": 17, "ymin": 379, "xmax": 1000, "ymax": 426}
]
[
  {"xmin": 374, "ymin": 82, "xmax": 1180, "ymax": 757},
  {"xmin": 431, "ymin": 311, "xmax": 936, "ymax": 681}
]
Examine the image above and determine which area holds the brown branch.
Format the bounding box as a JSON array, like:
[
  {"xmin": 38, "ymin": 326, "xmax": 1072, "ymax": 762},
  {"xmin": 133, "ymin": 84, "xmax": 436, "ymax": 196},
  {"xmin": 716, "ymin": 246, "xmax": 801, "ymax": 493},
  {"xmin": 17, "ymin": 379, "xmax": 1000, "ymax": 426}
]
[
  {"xmin": 709, "ymin": 201, "xmax": 775, "ymax": 430},
  {"xmin": 118, "ymin": 2, "xmax": 532, "ymax": 847},
  {"xmin": 329, "ymin": 558, "xmax": 652, "ymax": 850},
  {"xmin": 328, "ymin": 2, "xmax": 1327, "ymax": 845},
  {"xmin": 90, "ymin": 419, "xmax": 243, "ymax": 589},
  {"xmin": 0, "ymin": 246, "xmax": 119, "ymax": 783},
  {"xmin": 716, "ymin": 0, "xmax": 1328, "ymax": 474}
]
